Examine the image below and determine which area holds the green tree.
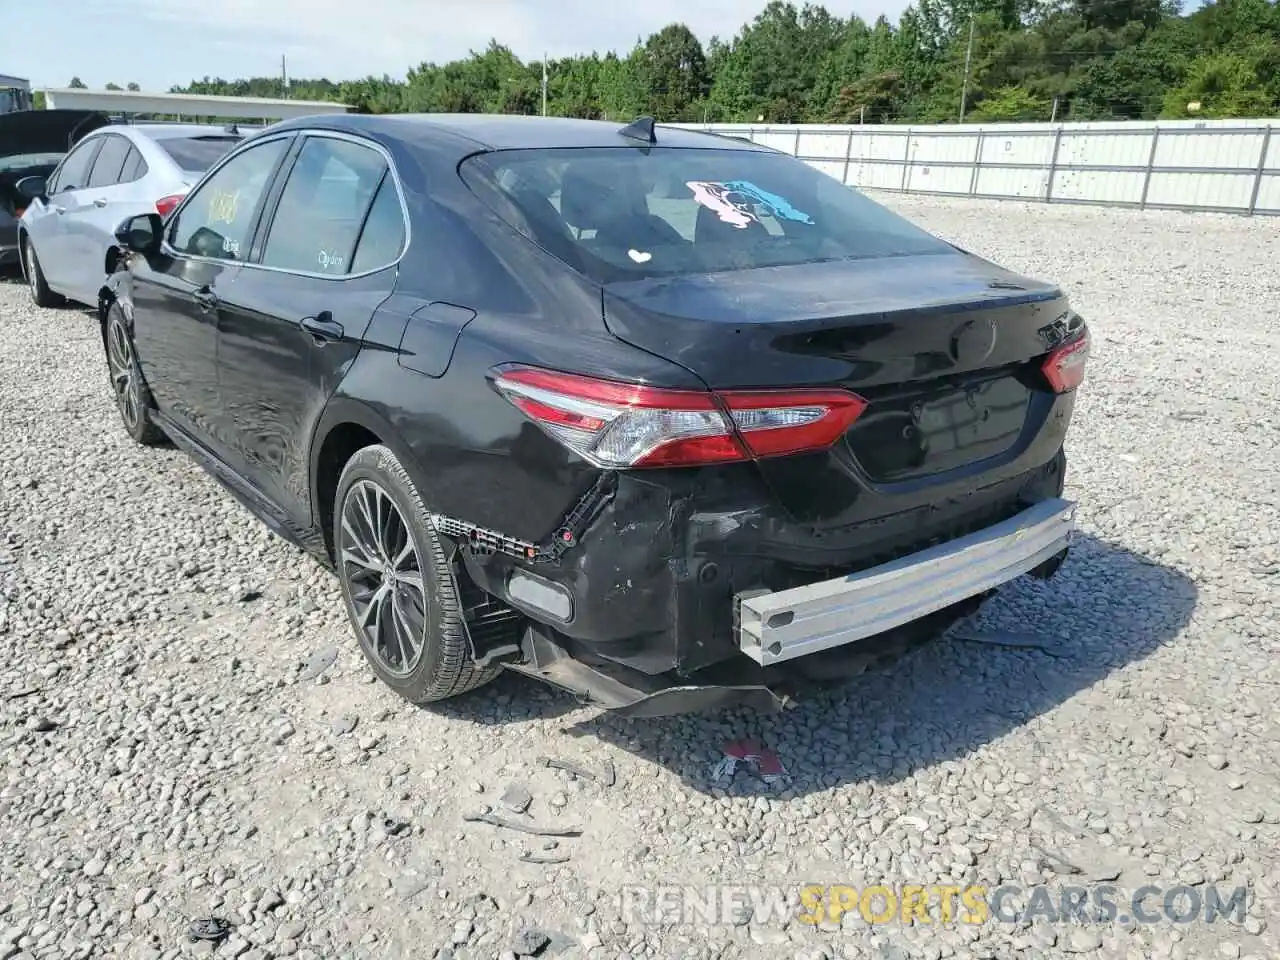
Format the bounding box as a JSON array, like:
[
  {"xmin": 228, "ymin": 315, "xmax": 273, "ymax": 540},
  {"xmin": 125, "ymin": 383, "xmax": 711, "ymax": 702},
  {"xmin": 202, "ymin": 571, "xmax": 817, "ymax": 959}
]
[
  {"xmin": 161, "ymin": 0, "xmax": 1280, "ymax": 125},
  {"xmin": 637, "ymin": 24, "xmax": 709, "ymax": 120},
  {"xmin": 597, "ymin": 49, "xmax": 647, "ymax": 121},
  {"xmin": 551, "ymin": 55, "xmax": 604, "ymax": 119},
  {"xmin": 1160, "ymin": 52, "xmax": 1274, "ymax": 117},
  {"xmin": 969, "ymin": 84, "xmax": 1053, "ymax": 119}
]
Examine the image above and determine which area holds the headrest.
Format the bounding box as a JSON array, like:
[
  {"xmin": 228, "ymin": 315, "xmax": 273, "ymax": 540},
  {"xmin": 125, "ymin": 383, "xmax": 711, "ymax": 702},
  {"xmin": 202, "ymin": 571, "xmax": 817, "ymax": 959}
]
[{"xmin": 558, "ymin": 160, "xmax": 644, "ymax": 233}]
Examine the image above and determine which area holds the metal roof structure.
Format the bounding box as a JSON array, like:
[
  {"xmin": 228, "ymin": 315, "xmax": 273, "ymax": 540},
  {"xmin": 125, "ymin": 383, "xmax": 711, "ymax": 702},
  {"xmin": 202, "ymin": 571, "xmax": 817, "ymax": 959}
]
[{"xmin": 40, "ymin": 87, "xmax": 350, "ymax": 121}]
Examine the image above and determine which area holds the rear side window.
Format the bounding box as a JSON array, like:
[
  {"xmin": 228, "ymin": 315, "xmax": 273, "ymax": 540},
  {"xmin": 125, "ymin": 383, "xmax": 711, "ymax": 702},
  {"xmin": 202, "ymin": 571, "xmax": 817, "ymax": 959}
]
[
  {"xmin": 261, "ymin": 137, "xmax": 388, "ymax": 275},
  {"xmin": 460, "ymin": 146, "xmax": 950, "ymax": 283},
  {"xmin": 49, "ymin": 138, "xmax": 102, "ymax": 193},
  {"xmin": 119, "ymin": 146, "xmax": 149, "ymax": 184},
  {"xmin": 156, "ymin": 136, "xmax": 243, "ymax": 174},
  {"xmin": 350, "ymin": 174, "xmax": 406, "ymax": 274},
  {"xmin": 87, "ymin": 135, "xmax": 131, "ymax": 188}
]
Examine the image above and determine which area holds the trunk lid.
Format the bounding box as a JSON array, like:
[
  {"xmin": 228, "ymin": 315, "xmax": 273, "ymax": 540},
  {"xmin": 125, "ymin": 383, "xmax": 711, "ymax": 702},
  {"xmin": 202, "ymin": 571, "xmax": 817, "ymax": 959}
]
[
  {"xmin": 602, "ymin": 250, "xmax": 1077, "ymax": 521},
  {"xmin": 0, "ymin": 110, "xmax": 107, "ymax": 216},
  {"xmin": 0, "ymin": 109, "xmax": 108, "ymax": 160}
]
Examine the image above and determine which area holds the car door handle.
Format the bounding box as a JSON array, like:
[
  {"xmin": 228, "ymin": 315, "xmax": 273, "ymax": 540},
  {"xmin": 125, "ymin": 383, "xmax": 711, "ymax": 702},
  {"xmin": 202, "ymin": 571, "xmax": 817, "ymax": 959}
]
[
  {"xmin": 93, "ymin": 198, "xmax": 108, "ymax": 208},
  {"xmin": 301, "ymin": 313, "xmax": 344, "ymax": 344},
  {"xmin": 53, "ymin": 206, "xmax": 66, "ymax": 215},
  {"xmin": 193, "ymin": 287, "xmax": 218, "ymax": 312}
]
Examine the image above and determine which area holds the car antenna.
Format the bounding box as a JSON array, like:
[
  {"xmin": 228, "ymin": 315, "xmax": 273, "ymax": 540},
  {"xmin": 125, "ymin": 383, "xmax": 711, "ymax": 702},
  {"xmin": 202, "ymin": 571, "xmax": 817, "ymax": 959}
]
[
  {"xmin": 618, "ymin": 116, "xmax": 657, "ymax": 145},
  {"xmin": 225, "ymin": 122, "xmax": 240, "ymax": 135}
]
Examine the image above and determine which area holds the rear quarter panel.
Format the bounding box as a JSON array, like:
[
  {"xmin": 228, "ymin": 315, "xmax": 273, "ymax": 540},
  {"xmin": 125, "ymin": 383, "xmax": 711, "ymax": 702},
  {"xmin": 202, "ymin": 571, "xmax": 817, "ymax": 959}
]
[{"xmin": 328, "ymin": 136, "xmax": 702, "ymax": 543}]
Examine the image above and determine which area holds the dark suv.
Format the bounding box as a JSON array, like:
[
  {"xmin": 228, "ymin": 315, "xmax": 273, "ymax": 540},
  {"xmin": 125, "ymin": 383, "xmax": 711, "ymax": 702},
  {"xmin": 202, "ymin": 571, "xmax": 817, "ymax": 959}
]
[{"xmin": 101, "ymin": 113, "xmax": 1089, "ymax": 716}]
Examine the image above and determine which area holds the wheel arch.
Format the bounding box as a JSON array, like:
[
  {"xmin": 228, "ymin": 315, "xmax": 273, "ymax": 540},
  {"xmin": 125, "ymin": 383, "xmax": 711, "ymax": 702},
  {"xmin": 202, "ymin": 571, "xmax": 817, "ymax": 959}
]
[
  {"xmin": 96, "ymin": 285, "xmax": 115, "ymax": 334},
  {"xmin": 96, "ymin": 275, "xmax": 133, "ymax": 344},
  {"xmin": 309, "ymin": 397, "xmax": 438, "ymax": 564},
  {"xmin": 103, "ymin": 246, "xmax": 123, "ymax": 280}
]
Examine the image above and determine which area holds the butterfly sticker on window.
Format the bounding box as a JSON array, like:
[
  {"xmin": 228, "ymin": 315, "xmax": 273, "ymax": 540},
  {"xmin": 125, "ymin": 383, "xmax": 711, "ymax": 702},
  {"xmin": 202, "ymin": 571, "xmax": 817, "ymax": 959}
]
[{"xmin": 685, "ymin": 180, "xmax": 814, "ymax": 229}]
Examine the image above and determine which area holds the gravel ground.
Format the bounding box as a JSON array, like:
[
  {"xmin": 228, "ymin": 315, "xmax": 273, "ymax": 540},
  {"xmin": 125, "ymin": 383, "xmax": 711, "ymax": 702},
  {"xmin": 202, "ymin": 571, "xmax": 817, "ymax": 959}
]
[{"xmin": 1, "ymin": 195, "xmax": 1279, "ymax": 960}]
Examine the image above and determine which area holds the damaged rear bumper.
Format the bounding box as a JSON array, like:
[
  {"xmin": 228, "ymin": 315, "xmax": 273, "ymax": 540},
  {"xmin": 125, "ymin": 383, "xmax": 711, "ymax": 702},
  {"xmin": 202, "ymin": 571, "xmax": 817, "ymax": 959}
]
[
  {"xmin": 735, "ymin": 497, "xmax": 1075, "ymax": 667},
  {"xmin": 497, "ymin": 498, "xmax": 1073, "ymax": 717},
  {"xmin": 452, "ymin": 452, "xmax": 1072, "ymax": 715}
]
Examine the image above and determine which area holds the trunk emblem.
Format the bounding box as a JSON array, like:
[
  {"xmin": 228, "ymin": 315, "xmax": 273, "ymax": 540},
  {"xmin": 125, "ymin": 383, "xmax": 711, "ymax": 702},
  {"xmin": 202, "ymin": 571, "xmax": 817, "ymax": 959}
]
[{"xmin": 950, "ymin": 317, "xmax": 998, "ymax": 366}]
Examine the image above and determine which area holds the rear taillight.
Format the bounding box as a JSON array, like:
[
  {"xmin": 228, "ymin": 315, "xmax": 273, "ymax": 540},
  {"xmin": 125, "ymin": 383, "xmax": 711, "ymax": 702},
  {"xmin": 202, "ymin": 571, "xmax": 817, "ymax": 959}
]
[
  {"xmin": 1041, "ymin": 330, "xmax": 1090, "ymax": 393},
  {"xmin": 491, "ymin": 366, "xmax": 867, "ymax": 468},
  {"xmin": 155, "ymin": 194, "xmax": 185, "ymax": 218}
]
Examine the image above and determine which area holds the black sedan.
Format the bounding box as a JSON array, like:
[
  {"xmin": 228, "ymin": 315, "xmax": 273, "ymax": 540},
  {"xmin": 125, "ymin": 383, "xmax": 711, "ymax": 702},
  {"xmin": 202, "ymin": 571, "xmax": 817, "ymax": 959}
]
[{"xmin": 101, "ymin": 113, "xmax": 1089, "ymax": 716}]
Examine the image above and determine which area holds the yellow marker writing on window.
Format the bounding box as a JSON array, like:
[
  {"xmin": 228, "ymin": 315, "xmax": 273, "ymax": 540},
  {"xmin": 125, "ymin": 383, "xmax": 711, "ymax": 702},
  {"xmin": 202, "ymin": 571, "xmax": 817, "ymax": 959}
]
[{"xmin": 207, "ymin": 190, "xmax": 240, "ymax": 225}]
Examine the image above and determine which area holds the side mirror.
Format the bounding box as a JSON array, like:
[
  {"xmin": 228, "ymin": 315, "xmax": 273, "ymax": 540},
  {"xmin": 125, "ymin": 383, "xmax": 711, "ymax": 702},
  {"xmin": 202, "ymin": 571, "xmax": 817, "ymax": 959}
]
[
  {"xmin": 15, "ymin": 176, "xmax": 47, "ymax": 202},
  {"xmin": 114, "ymin": 213, "xmax": 164, "ymax": 256}
]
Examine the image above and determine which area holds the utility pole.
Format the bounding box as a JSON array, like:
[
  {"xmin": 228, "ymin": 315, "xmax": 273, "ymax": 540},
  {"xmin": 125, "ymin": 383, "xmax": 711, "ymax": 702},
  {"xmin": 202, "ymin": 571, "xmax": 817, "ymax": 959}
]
[
  {"xmin": 958, "ymin": 11, "xmax": 975, "ymax": 122},
  {"xmin": 1050, "ymin": 96, "xmax": 1059, "ymax": 123},
  {"xmin": 281, "ymin": 55, "xmax": 288, "ymax": 99},
  {"xmin": 859, "ymin": 104, "xmax": 866, "ymax": 124},
  {"xmin": 541, "ymin": 55, "xmax": 548, "ymax": 117}
]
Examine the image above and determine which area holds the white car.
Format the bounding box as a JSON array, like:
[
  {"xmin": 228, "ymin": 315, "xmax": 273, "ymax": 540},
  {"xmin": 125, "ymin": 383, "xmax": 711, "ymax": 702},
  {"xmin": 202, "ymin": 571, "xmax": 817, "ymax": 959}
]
[{"xmin": 18, "ymin": 122, "xmax": 244, "ymax": 307}]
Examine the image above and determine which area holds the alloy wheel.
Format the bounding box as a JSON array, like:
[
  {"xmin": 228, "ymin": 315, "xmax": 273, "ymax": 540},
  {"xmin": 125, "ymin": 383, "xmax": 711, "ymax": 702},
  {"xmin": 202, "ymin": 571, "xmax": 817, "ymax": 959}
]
[
  {"xmin": 337, "ymin": 479, "xmax": 429, "ymax": 677},
  {"xmin": 106, "ymin": 313, "xmax": 140, "ymax": 431}
]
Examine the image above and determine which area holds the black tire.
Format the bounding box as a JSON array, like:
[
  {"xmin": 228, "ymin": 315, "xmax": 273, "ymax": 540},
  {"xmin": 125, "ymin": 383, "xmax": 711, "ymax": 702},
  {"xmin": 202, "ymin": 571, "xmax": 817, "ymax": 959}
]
[
  {"xmin": 103, "ymin": 301, "xmax": 165, "ymax": 446},
  {"xmin": 333, "ymin": 444, "xmax": 499, "ymax": 703},
  {"xmin": 23, "ymin": 237, "xmax": 64, "ymax": 308}
]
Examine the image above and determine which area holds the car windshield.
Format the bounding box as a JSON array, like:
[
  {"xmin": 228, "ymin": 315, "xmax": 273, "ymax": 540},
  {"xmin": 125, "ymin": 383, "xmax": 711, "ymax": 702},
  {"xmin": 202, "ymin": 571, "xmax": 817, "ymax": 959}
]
[
  {"xmin": 156, "ymin": 135, "xmax": 244, "ymax": 174},
  {"xmin": 0, "ymin": 152, "xmax": 62, "ymax": 173},
  {"xmin": 459, "ymin": 145, "xmax": 951, "ymax": 284}
]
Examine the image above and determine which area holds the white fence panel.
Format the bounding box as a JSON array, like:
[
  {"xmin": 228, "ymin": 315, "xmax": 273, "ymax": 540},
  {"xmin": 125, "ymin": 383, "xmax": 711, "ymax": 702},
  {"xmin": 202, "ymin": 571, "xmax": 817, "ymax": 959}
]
[
  {"xmin": 850, "ymin": 131, "xmax": 911, "ymax": 162},
  {"xmin": 976, "ymin": 165, "xmax": 1051, "ymax": 200},
  {"xmin": 671, "ymin": 119, "xmax": 1280, "ymax": 216},
  {"xmin": 1266, "ymin": 132, "xmax": 1280, "ymax": 170},
  {"xmin": 1255, "ymin": 174, "xmax": 1280, "ymax": 211},
  {"xmin": 981, "ymin": 131, "xmax": 1057, "ymax": 168},
  {"xmin": 905, "ymin": 162, "xmax": 971, "ymax": 194}
]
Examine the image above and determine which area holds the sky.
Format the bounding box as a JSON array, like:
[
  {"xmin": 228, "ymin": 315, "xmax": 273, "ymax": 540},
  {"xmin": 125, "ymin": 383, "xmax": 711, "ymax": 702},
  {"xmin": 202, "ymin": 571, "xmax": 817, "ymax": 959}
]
[{"xmin": 10, "ymin": 0, "xmax": 914, "ymax": 93}]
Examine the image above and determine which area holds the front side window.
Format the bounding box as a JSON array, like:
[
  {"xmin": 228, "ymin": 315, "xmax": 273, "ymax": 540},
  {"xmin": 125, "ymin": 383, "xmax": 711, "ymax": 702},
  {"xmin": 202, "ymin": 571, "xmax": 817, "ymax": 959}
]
[
  {"xmin": 261, "ymin": 137, "xmax": 388, "ymax": 275},
  {"xmin": 87, "ymin": 135, "xmax": 131, "ymax": 188},
  {"xmin": 169, "ymin": 137, "xmax": 289, "ymax": 262},
  {"xmin": 48, "ymin": 138, "xmax": 102, "ymax": 194},
  {"xmin": 460, "ymin": 146, "xmax": 951, "ymax": 284}
]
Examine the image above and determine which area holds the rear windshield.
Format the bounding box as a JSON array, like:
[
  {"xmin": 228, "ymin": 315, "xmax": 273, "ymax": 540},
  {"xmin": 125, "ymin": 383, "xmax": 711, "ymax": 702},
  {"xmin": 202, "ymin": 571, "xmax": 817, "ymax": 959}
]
[
  {"xmin": 156, "ymin": 136, "xmax": 243, "ymax": 173},
  {"xmin": 460, "ymin": 146, "xmax": 951, "ymax": 283}
]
